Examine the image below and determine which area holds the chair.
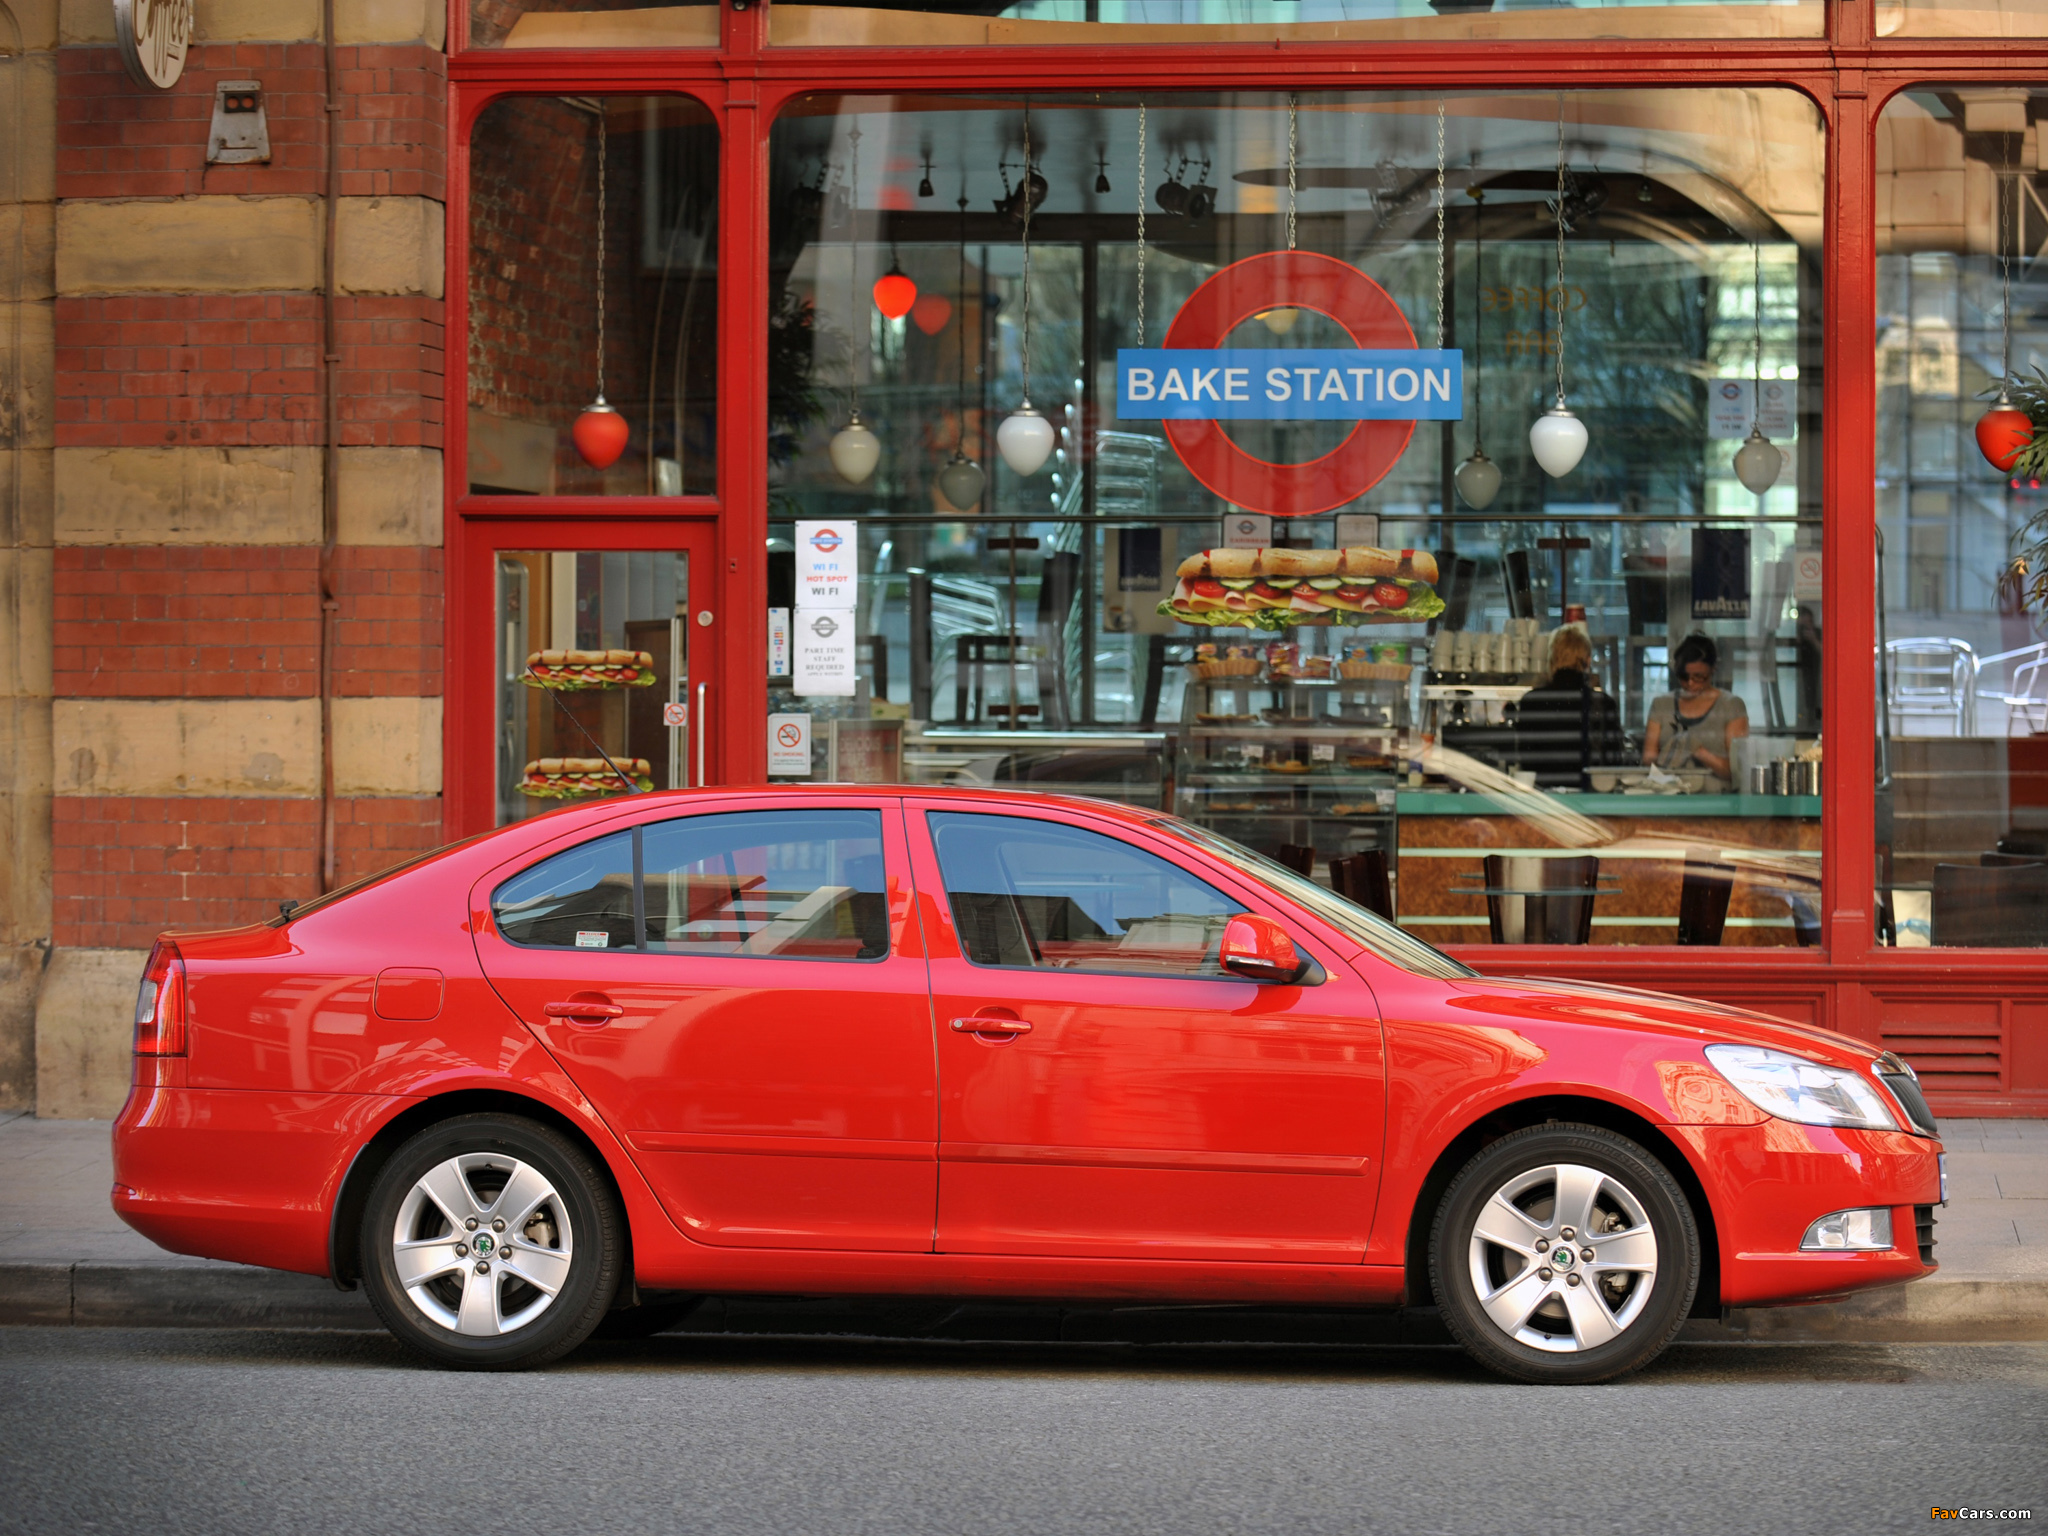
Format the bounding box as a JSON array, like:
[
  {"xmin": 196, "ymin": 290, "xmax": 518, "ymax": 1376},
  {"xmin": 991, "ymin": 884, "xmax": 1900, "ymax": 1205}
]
[
  {"xmin": 1329, "ymin": 849, "xmax": 1394, "ymax": 922},
  {"xmin": 954, "ymin": 635, "xmax": 1038, "ymax": 725},
  {"xmin": 1885, "ymin": 637, "xmax": 1979, "ymax": 736},
  {"xmin": 1481, "ymin": 855, "xmax": 1600, "ymax": 946},
  {"xmin": 1977, "ymin": 642, "xmax": 2048, "ymax": 736},
  {"xmin": 1275, "ymin": 844, "xmax": 1317, "ymax": 879},
  {"xmin": 1676, "ymin": 856, "xmax": 1736, "ymax": 947},
  {"xmin": 1931, "ymin": 862, "xmax": 2048, "ymax": 946}
]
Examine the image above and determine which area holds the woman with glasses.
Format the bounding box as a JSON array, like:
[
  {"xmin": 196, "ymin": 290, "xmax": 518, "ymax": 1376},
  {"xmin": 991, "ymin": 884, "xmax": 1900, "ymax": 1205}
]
[{"xmin": 1642, "ymin": 633, "xmax": 1749, "ymax": 788}]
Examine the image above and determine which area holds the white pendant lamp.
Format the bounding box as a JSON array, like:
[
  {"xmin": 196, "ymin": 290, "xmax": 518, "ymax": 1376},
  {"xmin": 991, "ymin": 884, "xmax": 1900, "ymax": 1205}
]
[
  {"xmin": 830, "ymin": 409, "xmax": 880, "ymax": 484},
  {"xmin": 1733, "ymin": 242, "xmax": 1783, "ymax": 495},
  {"xmin": 935, "ymin": 193, "xmax": 986, "ymax": 510},
  {"xmin": 1455, "ymin": 180, "xmax": 1501, "ymax": 510},
  {"xmin": 1531, "ymin": 99, "xmax": 1589, "ymax": 481},
  {"xmin": 936, "ymin": 449, "xmax": 986, "ymax": 510},
  {"xmin": 999, "ymin": 109, "xmax": 1057, "ymax": 480},
  {"xmin": 1455, "ymin": 450, "xmax": 1503, "ymax": 510}
]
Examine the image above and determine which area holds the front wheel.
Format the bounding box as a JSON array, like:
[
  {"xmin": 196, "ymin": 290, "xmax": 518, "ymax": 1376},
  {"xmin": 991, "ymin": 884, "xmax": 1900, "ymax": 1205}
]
[
  {"xmin": 1429, "ymin": 1123, "xmax": 1699, "ymax": 1384},
  {"xmin": 361, "ymin": 1113, "xmax": 624, "ymax": 1370}
]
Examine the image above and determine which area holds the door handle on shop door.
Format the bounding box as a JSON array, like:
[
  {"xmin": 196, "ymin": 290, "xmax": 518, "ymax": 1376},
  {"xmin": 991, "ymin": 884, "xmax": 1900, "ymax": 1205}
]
[
  {"xmin": 950, "ymin": 1016, "xmax": 1031, "ymax": 1036},
  {"xmin": 543, "ymin": 999, "xmax": 624, "ymax": 1024}
]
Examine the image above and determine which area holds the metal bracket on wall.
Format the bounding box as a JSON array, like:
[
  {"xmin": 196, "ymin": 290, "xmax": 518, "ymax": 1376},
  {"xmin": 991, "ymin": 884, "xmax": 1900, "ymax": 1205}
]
[{"xmin": 208, "ymin": 81, "xmax": 271, "ymax": 165}]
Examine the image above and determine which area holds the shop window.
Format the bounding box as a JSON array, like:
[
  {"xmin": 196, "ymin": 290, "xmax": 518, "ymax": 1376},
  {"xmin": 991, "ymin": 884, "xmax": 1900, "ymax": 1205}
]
[
  {"xmin": 467, "ymin": 96, "xmax": 717, "ymax": 496},
  {"xmin": 766, "ymin": 89, "xmax": 1825, "ymax": 949},
  {"xmin": 1875, "ymin": 87, "xmax": 2048, "ymax": 949},
  {"xmin": 496, "ymin": 550, "xmax": 693, "ymax": 823},
  {"xmin": 767, "ymin": 0, "xmax": 1820, "ymax": 45},
  {"xmin": 1877, "ymin": 0, "xmax": 2048, "ymax": 36},
  {"xmin": 469, "ymin": 1, "xmax": 719, "ymax": 48}
]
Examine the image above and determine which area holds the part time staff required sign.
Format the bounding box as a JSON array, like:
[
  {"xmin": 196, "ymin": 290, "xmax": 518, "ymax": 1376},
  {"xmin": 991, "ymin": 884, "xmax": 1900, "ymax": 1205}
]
[{"xmin": 1118, "ymin": 348, "xmax": 1463, "ymax": 420}]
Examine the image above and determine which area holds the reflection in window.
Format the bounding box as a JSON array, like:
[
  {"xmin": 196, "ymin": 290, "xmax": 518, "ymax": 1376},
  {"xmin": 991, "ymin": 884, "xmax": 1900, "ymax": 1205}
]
[
  {"xmin": 930, "ymin": 811, "xmax": 1243, "ymax": 974},
  {"xmin": 1875, "ymin": 88, "xmax": 2048, "ymax": 950},
  {"xmin": 642, "ymin": 811, "xmax": 890, "ymax": 960},
  {"xmin": 493, "ymin": 831, "xmax": 637, "ymax": 949}
]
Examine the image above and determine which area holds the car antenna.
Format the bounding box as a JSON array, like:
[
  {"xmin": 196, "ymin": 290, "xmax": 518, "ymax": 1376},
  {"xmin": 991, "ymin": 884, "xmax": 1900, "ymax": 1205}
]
[{"xmin": 524, "ymin": 661, "xmax": 648, "ymax": 795}]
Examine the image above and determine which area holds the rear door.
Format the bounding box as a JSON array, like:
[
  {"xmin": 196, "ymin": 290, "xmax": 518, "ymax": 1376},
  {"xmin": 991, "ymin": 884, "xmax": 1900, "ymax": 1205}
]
[
  {"xmin": 906, "ymin": 802, "xmax": 1386, "ymax": 1263},
  {"xmin": 473, "ymin": 796, "xmax": 938, "ymax": 1251}
]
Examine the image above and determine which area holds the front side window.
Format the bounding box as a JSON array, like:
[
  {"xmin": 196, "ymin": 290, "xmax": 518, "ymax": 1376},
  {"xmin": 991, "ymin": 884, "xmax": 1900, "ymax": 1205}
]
[
  {"xmin": 642, "ymin": 810, "xmax": 890, "ymax": 960},
  {"xmin": 928, "ymin": 811, "xmax": 1243, "ymax": 975}
]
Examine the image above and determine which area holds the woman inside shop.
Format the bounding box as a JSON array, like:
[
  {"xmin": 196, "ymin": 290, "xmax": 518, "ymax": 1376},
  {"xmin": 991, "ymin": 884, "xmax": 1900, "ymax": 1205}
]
[
  {"xmin": 1509, "ymin": 628, "xmax": 1628, "ymax": 790},
  {"xmin": 1643, "ymin": 634, "xmax": 1750, "ymax": 786}
]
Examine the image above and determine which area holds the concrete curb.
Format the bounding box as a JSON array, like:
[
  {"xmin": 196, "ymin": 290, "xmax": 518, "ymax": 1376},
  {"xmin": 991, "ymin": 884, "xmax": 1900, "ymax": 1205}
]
[{"xmin": 2, "ymin": 1263, "xmax": 2044, "ymax": 1343}]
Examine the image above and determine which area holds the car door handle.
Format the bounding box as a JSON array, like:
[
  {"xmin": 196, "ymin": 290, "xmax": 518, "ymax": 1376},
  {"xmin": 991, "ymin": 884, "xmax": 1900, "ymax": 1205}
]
[
  {"xmin": 950, "ymin": 1016, "xmax": 1031, "ymax": 1036},
  {"xmin": 544, "ymin": 999, "xmax": 624, "ymax": 1020}
]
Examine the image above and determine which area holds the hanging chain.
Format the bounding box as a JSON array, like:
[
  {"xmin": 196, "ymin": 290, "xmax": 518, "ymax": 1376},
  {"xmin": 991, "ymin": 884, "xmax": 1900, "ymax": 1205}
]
[
  {"xmin": 848, "ymin": 123, "xmax": 862, "ymax": 409},
  {"xmin": 1752, "ymin": 241, "xmax": 1765, "ymax": 430},
  {"xmin": 1554, "ymin": 95, "xmax": 1567, "ymax": 408},
  {"xmin": 1435, "ymin": 100, "xmax": 1446, "ymax": 351},
  {"xmin": 958, "ymin": 192, "xmax": 971, "ymax": 422},
  {"xmin": 1287, "ymin": 93, "xmax": 1298, "ymax": 253},
  {"xmin": 2001, "ymin": 136, "xmax": 2015, "ymax": 383},
  {"xmin": 596, "ymin": 109, "xmax": 608, "ymax": 401},
  {"xmin": 1472, "ymin": 182, "xmax": 1484, "ymax": 449},
  {"xmin": 1137, "ymin": 104, "xmax": 1147, "ymax": 345},
  {"xmin": 1021, "ymin": 106, "xmax": 1034, "ymax": 403}
]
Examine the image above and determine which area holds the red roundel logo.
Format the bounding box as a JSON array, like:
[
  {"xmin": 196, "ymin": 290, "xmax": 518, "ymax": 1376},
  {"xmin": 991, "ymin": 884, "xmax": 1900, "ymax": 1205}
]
[{"xmin": 1162, "ymin": 251, "xmax": 1418, "ymax": 517}]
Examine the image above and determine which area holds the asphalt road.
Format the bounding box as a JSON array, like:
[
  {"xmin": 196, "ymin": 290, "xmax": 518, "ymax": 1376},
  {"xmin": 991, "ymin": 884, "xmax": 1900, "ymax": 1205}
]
[{"xmin": 0, "ymin": 1328, "xmax": 2041, "ymax": 1536}]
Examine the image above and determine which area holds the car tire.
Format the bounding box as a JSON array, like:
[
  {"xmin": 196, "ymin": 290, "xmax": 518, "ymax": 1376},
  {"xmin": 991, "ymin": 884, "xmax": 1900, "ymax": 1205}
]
[
  {"xmin": 1429, "ymin": 1123, "xmax": 1699, "ymax": 1385},
  {"xmin": 360, "ymin": 1113, "xmax": 624, "ymax": 1370}
]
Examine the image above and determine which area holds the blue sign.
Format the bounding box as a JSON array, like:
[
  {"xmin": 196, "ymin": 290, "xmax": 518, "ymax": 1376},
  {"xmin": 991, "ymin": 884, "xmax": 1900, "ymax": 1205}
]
[{"xmin": 1117, "ymin": 348, "xmax": 1464, "ymax": 421}]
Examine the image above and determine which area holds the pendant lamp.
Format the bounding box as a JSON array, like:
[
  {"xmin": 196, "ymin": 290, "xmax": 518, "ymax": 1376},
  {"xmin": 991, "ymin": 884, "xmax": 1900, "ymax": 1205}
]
[
  {"xmin": 999, "ymin": 111, "xmax": 1055, "ymax": 478},
  {"xmin": 831, "ymin": 124, "xmax": 882, "ymax": 486},
  {"xmin": 937, "ymin": 451, "xmax": 986, "ymax": 510},
  {"xmin": 873, "ymin": 247, "xmax": 917, "ymax": 321},
  {"xmin": 830, "ymin": 409, "xmax": 881, "ymax": 484},
  {"xmin": 1455, "ymin": 183, "xmax": 1502, "ymax": 510},
  {"xmin": 935, "ymin": 193, "xmax": 985, "ymax": 511},
  {"xmin": 1978, "ymin": 163, "xmax": 2035, "ymax": 472},
  {"xmin": 574, "ymin": 111, "xmax": 629, "ymax": 471},
  {"xmin": 1529, "ymin": 99, "xmax": 1587, "ymax": 480},
  {"xmin": 1732, "ymin": 243, "xmax": 1783, "ymax": 495},
  {"xmin": 910, "ymin": 292, "xmax": 953, "ymax": 336}
]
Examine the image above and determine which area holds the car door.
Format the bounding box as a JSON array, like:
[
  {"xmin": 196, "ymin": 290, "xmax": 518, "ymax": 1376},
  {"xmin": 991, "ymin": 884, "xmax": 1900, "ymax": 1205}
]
[
  {"xmin": 906, "ymin": 802, "xmax": 1386, "ymax": 1263},
  {"xmin": 473, "ymin": 797, "xmax": 937, "ymax": 1252}
]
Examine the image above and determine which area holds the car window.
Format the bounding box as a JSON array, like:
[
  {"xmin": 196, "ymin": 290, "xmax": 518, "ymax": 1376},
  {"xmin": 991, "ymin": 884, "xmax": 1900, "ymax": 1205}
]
[
  {"xmin": 492, "ymin": 830, "xmax": 638, "ymax": 951},
  {"xmin": 641, "ymin": 809, "xmax": 888, "ymax": 961},
  {"xmin": 928, "ymin": 811, "xmax": 1244, "ymax": 977}
]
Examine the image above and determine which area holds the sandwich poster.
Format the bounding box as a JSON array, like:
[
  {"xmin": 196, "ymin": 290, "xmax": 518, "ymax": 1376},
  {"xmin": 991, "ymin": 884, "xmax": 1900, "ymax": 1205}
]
[{"xmin": 1161, "ymin": 546, "xmax": 1446, "ymax": 630}]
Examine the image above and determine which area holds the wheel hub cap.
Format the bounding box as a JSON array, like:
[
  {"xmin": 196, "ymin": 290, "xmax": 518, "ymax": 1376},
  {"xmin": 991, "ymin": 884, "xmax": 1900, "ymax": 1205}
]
[
  {"xmin": 1466, "ymin": 1161, "xmax": 1659, "ymax": 1355},
  {"xmin": 390, "ymin": 1153, "xmax": 573, "ymax": 1338}
]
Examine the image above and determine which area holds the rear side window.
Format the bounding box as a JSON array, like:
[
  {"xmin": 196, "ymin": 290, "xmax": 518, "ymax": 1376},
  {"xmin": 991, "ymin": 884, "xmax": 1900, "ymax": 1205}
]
[
  {"xmin": 927, "ymin": 811, "xmax": 1243, "ymax": 977},
  {"xmin": 642, "ymin": 810, "xmax": 887, "ymax": 960},
  {"xmin": 491, "ymin": 811, "xmax": 890, "ymax": 960},
  {"xmin": 492, "ymin": 830, "xmax": 637, "ymax": 950}
]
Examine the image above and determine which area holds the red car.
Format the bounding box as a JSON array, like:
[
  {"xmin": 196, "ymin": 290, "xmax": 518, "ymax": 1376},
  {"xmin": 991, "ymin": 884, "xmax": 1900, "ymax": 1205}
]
[{"xmin": 112, "ymin": 786, "xmax": 1943, "ymax": 1382}]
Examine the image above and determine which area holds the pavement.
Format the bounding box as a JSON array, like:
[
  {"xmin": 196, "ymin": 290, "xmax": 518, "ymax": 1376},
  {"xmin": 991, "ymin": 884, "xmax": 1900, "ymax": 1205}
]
[{"xmin": 2, "ymin": 1109, "xmax": 2045, "ymax": 1343}]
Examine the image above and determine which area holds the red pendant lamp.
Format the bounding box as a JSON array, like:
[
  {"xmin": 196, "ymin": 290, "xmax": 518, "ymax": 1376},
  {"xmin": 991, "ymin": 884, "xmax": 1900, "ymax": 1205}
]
[
  {"xmin": 873, "ymin": 246, "xmax": 918, "ymax": 320},
  {"xmin": 1979, "ymin": 169, "xmax": 2036, "ymax": 474},
  {"xmin": 910, "ymin": 291, "xmax": 953, "ymax": 336},
  {"xmin": 574, "ymin": 110, "xmax": 629, "ymax": 471}
]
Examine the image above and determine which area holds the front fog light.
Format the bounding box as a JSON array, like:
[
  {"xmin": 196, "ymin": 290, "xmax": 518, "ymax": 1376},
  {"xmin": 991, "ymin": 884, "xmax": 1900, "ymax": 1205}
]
[{"xmin": 1800, "ymin": 1208, "xmax": 1894, "ymax": 1252}]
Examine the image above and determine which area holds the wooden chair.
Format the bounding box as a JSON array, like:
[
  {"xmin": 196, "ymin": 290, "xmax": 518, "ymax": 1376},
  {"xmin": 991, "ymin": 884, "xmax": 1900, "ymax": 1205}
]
[
  {"xmin": 1275, "ymin": 843, "xmax": 1316, "ymax": 879},
  {"xmin": 1329, "ymin": 849, "xmax": 1394, "ymax": 922},
  {"xmin": 1481, "ymin": 855, "xmax": 1600, "ymax": 946},
  {"xmin": 1931, "ymin": 862, "xmax": 2048, "ymax": 947},
  {"xmin": 1676, "ymin": 856, "xmax": 1736, "ymax": 947}
]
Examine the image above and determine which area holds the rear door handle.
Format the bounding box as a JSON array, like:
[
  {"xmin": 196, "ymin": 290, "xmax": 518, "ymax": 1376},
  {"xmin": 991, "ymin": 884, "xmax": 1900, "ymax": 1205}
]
[
  {"xmin": 950, "ymin": 1016, "xmax": 1031, "ymax": 1036},
  {"xmin": 544, "ymin": 999, "xmax": 624, "ymax": 1020}
]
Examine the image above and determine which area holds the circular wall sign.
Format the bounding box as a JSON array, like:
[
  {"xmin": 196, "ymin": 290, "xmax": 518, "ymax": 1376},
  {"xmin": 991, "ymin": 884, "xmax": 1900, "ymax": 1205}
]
[
  {"xmin": 1161, "ymin": 250, "xmax": 1419, "ymax": 517},
  {"xmin": 114, "ymin": 0, "xmax": 194, "ymax": 91}
]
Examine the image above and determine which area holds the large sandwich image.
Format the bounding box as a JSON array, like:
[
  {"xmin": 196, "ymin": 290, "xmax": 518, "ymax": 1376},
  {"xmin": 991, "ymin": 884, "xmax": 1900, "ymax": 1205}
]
[
  {"xmin": 523, "ymin": 649, "xmax": 657, "ymax": 691},
  {"xmin": 519, "ymin": 756, "xmax": 655, "ymax": 798},
  {"xmin": 1160, "ymin": 546, "xmax": 1445, "ymax": 629}
]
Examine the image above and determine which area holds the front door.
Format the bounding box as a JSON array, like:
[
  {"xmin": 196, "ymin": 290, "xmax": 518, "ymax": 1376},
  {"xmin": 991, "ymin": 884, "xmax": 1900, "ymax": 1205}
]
[
  {"xmin": 906, "ymin": 803, "xmax": 1386, "ymax": 1263},
  {"xmin": 475, "ymin": 798, "xmax": 938, "ymax": 1251}
]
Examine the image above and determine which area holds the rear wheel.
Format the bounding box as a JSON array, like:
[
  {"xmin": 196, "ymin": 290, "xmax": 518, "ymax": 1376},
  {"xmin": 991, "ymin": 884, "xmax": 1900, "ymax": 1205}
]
[
  {"xmin": 361, "ymin": 1114, "xmax": 622, "ymax": 1370},
  {"xmin": 1429, "ymin": 1123, "xmax": 1698, "ymax": 1384}
]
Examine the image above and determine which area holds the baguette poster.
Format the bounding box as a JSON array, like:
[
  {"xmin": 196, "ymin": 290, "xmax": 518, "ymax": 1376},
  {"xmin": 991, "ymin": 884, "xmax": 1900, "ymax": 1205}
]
[{"xmin": 1160, "ymin": 545, "xmax": 1444, "ymax": 630}]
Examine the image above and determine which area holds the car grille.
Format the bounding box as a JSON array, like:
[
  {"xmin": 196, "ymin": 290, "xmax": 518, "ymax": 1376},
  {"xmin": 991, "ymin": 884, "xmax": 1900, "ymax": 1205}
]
[
  {"xmin": 1878, "ymin": 1064, "xmax": 1940, "ymax": 1138},
  {"xmin": 1915, "ymin": 1204, "xmax": 1937, "ymax": 1265}
]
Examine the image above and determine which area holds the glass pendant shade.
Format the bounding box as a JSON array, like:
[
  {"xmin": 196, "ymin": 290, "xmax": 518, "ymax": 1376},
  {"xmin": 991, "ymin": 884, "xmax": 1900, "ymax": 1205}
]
[
  {"xmin": 1257, "ymin": 307, "xmax": 1301, "ymax": 336},
  {"xmin": 1976, "ymin": 399, "xmax": 2034, "ymax": 473},
  {"xmin": 829, "ymin": 411, "xmax": 881, "ymax": 485},
  {"xmin": 572, "ymin": 398, "xmax": 629, "ymax": 470},
  {"xmin": 1733, "ymin": 427, "xmax": 1785, "ymax": 494},
  {"xmin": 910, "ymin": 293, "xmax": 953, "ymax": 336},
  {"xmin": 1529, "ymin": 403, "xmax": 1589, "ymax": 478},
  {"xmin": 936, "ymin": 451, "xmax": 986, "ymax": 511},
  {"xmin": 997, "ymin": 404, "xmax": 1056, "ymax": 476},
  {"xmin": 872, "ymin": 266, "xmax": 918, "ymax": 321},
  {"xmin": 1454, "ymin": 449, "xmax": 1502, "ymax": 510}
]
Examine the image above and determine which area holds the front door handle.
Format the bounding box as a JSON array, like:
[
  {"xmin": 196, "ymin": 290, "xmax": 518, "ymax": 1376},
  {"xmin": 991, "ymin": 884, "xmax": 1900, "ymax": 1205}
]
[
  {"xmin": 544, "ymin": 998, "xmax": 624, "ymax": 1022},
  {"xmin": 950, "ymin": 1016, "xmax": 1032, "ymax": 1036}
]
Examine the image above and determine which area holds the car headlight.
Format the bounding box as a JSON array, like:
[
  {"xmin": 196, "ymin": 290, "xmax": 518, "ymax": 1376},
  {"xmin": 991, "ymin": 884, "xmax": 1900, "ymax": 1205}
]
[{"xmin": 1703, "ymin": 1043, "xmax": 1900, "ymax": 1131}]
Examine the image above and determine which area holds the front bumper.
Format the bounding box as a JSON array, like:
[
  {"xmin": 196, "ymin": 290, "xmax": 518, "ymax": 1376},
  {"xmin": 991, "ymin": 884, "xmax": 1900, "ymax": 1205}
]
[{"xmin": 1671, "ymin": 1120, "xmax": 1943, "ymax": 1308}]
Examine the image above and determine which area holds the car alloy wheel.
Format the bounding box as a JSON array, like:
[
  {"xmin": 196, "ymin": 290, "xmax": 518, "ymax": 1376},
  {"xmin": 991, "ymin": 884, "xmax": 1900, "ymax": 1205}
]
[
  {"xmin": 1430, "ymin": 1123, "xmax": 1698, "ymax": 1384},
  {"xmin": 361, "ymin": 1114, "xmax": 623, "ymax": 1370}
]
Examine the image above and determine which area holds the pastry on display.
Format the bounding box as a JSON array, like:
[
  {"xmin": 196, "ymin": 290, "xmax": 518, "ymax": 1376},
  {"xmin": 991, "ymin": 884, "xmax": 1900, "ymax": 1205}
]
[
  {"xmin": 1161, "ymin": 546, "xmax": 1445, "ymax": 629},
  {"xmin": 523, "ymin": 649, "xmax": 658, "ymax": 690},
  {"xmin": 518, "ymin": 756, "xmax": 654, "ymax": 798}
]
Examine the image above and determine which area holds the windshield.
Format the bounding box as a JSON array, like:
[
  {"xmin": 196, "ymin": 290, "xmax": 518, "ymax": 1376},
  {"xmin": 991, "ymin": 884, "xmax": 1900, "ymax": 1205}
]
[{"xmin": 1154, "ymin": 816, "xmax": 1478, "ymax": 981}]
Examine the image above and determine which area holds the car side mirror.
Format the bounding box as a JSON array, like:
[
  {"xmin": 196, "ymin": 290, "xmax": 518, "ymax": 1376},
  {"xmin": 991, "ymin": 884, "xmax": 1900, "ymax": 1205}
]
[{"xmin": 1219, "ymin": 914, "xmax": 1305, "ymax": 983}]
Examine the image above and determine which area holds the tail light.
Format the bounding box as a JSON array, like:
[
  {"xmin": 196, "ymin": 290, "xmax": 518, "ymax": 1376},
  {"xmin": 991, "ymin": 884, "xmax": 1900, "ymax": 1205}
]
[{"xmin": 134, "ymin": 941, "xmax": 188, "ymax": 1056}]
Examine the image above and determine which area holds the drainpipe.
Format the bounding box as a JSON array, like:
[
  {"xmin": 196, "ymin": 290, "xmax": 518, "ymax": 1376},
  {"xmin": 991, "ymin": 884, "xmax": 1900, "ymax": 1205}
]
[{"xmin": 318, "ymin": 0, "xmax": 340, "ymax": 890}]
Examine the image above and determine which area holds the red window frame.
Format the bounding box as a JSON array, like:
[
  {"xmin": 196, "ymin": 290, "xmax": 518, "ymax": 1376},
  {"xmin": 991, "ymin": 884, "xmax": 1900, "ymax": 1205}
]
[{"xmin": 440, "ymin": 0, "xmax": 2048, "ymax": 1066}]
